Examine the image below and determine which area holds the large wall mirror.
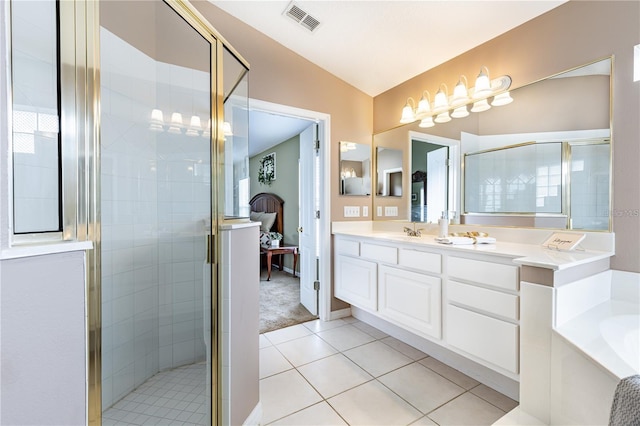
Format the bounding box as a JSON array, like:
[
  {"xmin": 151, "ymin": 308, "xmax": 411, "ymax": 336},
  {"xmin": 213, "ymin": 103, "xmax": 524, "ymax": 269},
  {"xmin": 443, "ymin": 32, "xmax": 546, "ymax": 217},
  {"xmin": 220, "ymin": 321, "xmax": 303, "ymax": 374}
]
[
  {"xmin": 372, "ymin": 57, "xmax": 612, "ymax": 231},
  {"xmin": 339, "ymin": 141, "xmax": 371, "ymax": 195}
]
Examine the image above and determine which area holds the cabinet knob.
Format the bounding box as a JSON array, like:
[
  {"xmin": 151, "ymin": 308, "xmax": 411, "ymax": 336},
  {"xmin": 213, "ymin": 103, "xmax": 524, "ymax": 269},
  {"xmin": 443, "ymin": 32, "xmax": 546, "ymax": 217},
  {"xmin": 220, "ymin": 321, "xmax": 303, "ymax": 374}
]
[{"xmin": 297, "ymin": 227, "xmax": 303, "ymax": 233}]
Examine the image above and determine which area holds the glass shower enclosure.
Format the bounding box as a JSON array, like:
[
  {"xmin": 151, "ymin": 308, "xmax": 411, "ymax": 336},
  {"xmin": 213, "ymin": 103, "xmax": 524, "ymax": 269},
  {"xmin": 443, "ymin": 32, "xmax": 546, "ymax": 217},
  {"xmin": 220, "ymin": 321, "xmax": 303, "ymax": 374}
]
[{"xmin": 98, "ymin": 1, "xmax": 249, "ymax": 424}]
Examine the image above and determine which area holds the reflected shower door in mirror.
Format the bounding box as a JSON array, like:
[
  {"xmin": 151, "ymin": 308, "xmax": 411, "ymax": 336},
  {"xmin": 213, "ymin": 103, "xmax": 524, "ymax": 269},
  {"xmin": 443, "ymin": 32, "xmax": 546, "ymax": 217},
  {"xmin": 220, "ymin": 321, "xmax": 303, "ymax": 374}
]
[
  {"xmin": 411, "ymin": 134, "xmax": 459, "ymax": 223},
  {"xmin": 373, "ymin": 57, "xmax": 612, "ymax": 231},
  {"xmin": 376, "ymin": 147, "xmax": 403, "ymax": 196},
  {"xmin": 339, "ymin": 141, "xmax": 371, "ymax": 195}
]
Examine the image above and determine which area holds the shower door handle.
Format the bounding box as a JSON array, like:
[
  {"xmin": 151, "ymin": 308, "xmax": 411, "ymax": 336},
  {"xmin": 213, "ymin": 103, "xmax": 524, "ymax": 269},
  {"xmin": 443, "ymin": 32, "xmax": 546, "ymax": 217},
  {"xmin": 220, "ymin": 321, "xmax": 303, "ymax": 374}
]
[{"xmin": 206, "ymin": 234, "xmax": 215, "ymax": 264}]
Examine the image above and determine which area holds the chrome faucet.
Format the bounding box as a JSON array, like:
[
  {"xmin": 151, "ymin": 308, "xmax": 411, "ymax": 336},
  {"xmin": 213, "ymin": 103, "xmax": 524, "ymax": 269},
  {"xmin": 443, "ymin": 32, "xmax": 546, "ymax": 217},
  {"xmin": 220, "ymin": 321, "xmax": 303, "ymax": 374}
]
[{"xmin": 403, "ymin": 222, "xmax": 424, "ymax": 237}]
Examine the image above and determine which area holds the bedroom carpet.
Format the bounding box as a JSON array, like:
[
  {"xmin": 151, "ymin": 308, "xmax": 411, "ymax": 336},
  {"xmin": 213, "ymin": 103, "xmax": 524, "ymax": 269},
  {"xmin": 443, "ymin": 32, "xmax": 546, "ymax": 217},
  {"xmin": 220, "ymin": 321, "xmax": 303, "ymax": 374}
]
[{"xmin": 260, "ymin": 269, "xmax": 316, "ymax": 334}]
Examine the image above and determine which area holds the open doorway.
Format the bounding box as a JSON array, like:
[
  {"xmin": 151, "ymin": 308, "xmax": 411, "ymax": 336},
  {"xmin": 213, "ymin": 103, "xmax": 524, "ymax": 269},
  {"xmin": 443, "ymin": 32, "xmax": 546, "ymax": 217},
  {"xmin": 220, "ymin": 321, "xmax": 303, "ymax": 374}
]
[
  {"xmin": 247, "ymin": 99, "xmax": 330, "ymax": 333},
  {"xmin": 410, "ymin": 131, "xmax": 460, "ymax": 223}
]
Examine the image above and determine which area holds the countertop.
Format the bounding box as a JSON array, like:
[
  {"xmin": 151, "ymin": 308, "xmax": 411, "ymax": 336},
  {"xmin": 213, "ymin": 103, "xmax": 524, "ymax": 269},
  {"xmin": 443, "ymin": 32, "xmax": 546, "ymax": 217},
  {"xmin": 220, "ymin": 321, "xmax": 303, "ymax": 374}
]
[{"xmin": 332, "ymin": 228, "xmax": 613, "ymax": 271}]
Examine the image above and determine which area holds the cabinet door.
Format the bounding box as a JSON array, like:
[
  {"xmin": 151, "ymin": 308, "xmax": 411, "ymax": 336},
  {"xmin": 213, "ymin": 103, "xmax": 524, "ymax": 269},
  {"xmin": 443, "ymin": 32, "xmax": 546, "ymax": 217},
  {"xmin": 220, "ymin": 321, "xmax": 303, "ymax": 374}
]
[
  {"xmin": 447, "ymin": 304, "xmax": 519, "ymax": 374},
  {"xmin": 378, "ymin": 265, "xmax": 442, "ymax": 339},
  {"xmin": 335, "ymin": 255, "xmax": 377, "ymax": 311}
]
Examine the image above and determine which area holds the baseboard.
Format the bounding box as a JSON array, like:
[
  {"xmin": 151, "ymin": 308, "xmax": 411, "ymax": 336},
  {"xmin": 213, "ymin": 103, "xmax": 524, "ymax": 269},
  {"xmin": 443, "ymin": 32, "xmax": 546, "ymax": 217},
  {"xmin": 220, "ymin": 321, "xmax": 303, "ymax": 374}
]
[
  {"xmin": 269, "ymin": 264, "xmax": 300, "ymax": 277},
  {"xmin": 329, "ymin": 307, "xmax": 352, "ymax": 320},
  {"xmin": 243, "ymin": 402, "xmax": 262, "ymax": 426}
]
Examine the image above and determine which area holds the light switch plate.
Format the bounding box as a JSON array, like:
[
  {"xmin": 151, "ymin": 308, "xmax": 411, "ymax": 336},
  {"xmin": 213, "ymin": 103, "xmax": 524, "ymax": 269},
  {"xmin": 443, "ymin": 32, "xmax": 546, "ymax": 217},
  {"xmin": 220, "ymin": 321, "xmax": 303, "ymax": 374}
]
[
  {"xmin": 344, "ymin": 206, "xmax": 360, "ymax": 217},
  {"xmin": 362, "ymin": 206, "xmax": 369, "ymax": 217},
  {"xmin": 377, "ymin": 206, "xmax": 382, "ymax": 217},
  {"xmin": 385, "ymin": 206, "xmax": 398, "ymax": 217}
]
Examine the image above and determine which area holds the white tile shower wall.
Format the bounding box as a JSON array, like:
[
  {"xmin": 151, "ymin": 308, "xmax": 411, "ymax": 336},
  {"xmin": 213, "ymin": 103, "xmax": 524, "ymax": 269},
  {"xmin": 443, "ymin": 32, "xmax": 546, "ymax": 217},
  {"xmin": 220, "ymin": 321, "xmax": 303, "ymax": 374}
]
[{"xmin": 100, "ymin": 28, "xmax": 209, "ymax": 410}]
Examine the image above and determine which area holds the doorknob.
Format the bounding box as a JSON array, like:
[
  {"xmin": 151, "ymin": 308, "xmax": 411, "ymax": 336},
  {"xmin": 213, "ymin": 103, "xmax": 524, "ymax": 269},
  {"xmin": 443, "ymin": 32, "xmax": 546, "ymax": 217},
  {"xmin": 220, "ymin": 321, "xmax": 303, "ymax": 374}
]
[{"xmin": 298, "ymin": 227, "xmax": 303, "ymax": 233}]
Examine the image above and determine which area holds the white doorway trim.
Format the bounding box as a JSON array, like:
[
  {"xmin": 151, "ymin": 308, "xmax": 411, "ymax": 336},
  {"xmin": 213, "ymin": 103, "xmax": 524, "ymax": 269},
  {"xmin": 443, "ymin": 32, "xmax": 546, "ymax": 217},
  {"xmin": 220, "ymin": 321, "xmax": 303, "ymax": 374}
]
[{"xmin": 249, "ymin": 98, "xmax": 332, "ymax": 321}]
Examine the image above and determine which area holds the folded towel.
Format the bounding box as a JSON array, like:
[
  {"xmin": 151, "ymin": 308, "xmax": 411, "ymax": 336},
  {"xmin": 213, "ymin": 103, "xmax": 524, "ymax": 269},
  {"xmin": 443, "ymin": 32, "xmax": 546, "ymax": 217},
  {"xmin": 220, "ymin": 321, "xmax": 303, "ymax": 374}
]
[
  {"xmin": 609, "ymin": 374, "xmax": 640, "ymax": 426},
  {"xmin": 435, "ymin": 237, "xmax": 475, "ymax": 245},
  {"xmin": 475, "ymin": 236, "xmax": 497, "ymax": 244}
]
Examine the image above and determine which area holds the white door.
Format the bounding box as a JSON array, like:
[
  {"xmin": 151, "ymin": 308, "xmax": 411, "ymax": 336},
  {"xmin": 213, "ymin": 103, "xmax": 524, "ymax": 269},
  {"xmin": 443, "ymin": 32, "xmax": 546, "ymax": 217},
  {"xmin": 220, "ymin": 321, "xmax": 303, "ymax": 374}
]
[
  {"xmin": 426, "ymin": 146, "xmax": 449, "ymax": 223},
  {"xmin": 298, "ymin": 124, "xmax": 318, "ymax": 315}
]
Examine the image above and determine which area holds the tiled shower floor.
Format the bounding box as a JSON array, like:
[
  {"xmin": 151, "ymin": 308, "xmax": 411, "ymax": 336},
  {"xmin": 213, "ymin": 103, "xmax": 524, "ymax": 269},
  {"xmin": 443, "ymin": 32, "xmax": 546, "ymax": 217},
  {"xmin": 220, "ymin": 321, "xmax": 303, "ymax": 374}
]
[{"xmin": 102, "ymin": 362, "xmax": 207, "ymax": 426}]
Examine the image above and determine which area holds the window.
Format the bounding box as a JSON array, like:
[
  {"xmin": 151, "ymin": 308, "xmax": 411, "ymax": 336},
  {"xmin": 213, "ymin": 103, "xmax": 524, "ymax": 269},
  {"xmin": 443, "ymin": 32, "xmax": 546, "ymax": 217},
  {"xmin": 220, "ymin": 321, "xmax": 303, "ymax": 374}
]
[{"xmin": 10, "ymin": 0, "xmax": 62, "ymax": 235}]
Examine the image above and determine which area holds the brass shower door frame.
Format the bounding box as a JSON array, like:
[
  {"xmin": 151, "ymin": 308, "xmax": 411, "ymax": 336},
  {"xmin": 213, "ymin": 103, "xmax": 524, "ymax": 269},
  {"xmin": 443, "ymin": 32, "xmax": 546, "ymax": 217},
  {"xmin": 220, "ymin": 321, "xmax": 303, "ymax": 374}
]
[{"xmin": 86, "ymin": 1, "xmax": 249, "ymax": 425}]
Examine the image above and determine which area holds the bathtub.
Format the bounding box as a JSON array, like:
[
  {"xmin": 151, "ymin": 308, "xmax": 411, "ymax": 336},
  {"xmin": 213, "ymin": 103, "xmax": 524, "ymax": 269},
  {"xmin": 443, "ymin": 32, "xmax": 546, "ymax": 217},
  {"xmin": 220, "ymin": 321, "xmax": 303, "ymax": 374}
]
[{"xmin": 550, "ymin": 270, "xmax": 640, "ymax": 425}]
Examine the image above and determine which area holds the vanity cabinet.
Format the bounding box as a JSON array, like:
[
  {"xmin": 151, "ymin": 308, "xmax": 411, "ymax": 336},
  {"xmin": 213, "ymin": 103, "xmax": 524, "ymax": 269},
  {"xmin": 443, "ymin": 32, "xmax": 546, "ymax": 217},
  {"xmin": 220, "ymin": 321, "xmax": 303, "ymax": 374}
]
[
  {"xmin": 446, "ymin": 256, "xmax": 520, "ymax": 374},
  {"xmin": 334, "ymin": 239, "xmax": 378, "ymax": 311},
  {"xmin": 378, "ymin": 265, "xmax": 442, "ymax": 339},
  {"xmin": 333, "ymin": 234, "xmax": 521, "ymax": 377}
]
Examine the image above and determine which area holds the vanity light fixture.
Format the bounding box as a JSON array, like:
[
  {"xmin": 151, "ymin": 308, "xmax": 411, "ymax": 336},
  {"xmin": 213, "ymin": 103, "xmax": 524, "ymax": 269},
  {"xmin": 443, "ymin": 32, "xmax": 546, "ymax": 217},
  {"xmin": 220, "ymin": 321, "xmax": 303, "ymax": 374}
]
[
  {"xmin": 473, "ymin": 66, "xmax": 492, "ymax": 98},
  {"xmin": 400, "ymin": 97, "xmax": 417, "ymax": 124},
  {"xmin": 415, "ymin": 91, "xmax": 432, "ymax": 119},
  {"xmin": 398, "ymin": 67, "xmax": 513, "ymax": 126},
  {"xmin": 433, "ymin": 84, "xmax": 451, "ymax": 123}
]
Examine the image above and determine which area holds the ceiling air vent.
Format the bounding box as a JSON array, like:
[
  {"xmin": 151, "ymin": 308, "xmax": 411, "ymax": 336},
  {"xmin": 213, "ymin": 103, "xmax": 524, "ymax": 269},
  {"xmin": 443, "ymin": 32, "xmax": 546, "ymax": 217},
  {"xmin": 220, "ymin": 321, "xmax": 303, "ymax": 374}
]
[{"xmin": 284, "ymin": 2, "xmax": 321, "ymax": 33}]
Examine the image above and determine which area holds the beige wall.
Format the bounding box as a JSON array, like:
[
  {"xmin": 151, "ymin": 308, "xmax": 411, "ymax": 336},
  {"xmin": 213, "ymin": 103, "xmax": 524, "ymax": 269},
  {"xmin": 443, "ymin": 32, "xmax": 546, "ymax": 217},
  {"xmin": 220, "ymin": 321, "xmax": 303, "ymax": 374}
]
[
  {"xmin": 193, "ymin": 0, "xmax": 638, "ymax": 273},
  {"xmin": 374, "ymin": 1, "xmax": 639, "ymax": 272},
  {"xmin": 192, "ymin": 1, "xmax": 373, "ymax": 223}
]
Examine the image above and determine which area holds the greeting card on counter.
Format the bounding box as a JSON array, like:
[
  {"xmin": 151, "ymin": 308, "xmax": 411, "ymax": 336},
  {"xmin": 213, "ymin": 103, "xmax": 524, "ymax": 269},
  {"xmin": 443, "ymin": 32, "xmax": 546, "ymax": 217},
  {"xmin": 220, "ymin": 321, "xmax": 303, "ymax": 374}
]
[{"xmin": 542, "ymin": 232, "xmax": 586, "ymax": 251}]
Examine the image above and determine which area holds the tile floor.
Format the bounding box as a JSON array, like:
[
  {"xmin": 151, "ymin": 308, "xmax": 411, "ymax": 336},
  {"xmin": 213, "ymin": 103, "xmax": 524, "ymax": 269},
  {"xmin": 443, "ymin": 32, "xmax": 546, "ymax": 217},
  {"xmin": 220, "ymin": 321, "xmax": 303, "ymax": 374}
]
[
  {"xmin": 260, "ymin": 317, "xmax": 518, "ymax": 425},
  {"xmin": 103, "ymin": 362, "xmax": 207, "ymax": 426},
  {"xmin": 102, "ymin": 316, "xmax": 518, "ymax": 425}
]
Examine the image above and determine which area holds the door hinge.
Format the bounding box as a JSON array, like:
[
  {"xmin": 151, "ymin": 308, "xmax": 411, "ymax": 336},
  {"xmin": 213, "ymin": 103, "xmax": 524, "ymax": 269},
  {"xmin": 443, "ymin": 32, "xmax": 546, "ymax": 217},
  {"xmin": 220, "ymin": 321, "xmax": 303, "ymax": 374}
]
[
  {"xmin": 313, "ymin": 280, "xmax": 320, "ymax": 290},
  {"xmin": 446, "ymin": 158, "xmax": 452, "ymax": 167},
  {"xmin": 314, "ymin": 139, "xmax": 320, "ymax": 151},
  {"xmin": 315, "ymin": 210, "xmax": 320, "ymax": 219}
]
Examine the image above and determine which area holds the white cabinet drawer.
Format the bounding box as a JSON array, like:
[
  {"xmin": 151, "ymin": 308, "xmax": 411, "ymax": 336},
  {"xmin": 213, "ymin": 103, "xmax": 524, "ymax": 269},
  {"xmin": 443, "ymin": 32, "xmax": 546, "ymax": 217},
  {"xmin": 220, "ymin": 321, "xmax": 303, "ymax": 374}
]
[
  {"xmin": 449, "ymin": 257, "xmax": 518, "ymax": 291},
  {"xmin": 398, "ymin": 249, "xmax": 441, "ymax": 274},
  {"xmin": 378, "ymin": 265, "xmax": 441, "ymax": 339},
  {"xmin": 448, "ymin": 280, "xmax": 519, "ymax": 321},
  {"xmin": 361, "ymin": 243, "xmax": 397, "ymax": 264},
  {"xmin": 447, "ymin": 304, "xmax": 519, "ymax": 374},
  {"xmin": 335, "ymin": 238, "xmax": 359, "ymax": 257},
  {"xmin": 334, "ymin": 255, "xmax": 377, "ymax": 311}
]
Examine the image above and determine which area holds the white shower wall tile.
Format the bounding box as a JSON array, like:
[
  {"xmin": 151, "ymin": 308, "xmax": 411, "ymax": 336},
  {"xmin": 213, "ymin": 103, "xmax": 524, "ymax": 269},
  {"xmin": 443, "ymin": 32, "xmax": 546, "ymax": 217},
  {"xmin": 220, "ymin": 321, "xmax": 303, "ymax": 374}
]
[{"xmin": 101, "ymin": 27, "xmax": 209, "ymax": 410}]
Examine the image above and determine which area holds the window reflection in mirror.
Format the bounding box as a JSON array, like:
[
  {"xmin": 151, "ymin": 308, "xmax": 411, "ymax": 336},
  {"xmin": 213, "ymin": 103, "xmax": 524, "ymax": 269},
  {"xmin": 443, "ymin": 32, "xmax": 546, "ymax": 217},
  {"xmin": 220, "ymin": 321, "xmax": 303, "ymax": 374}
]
[
  {"xmin": 376, "ymin": 147, "xmax": 403, "ymax": 197},
  {"xmin": 339, "ymin": 141, "xmax": 371, "ymax": 195},
  {"xmin": 373, "ymin": 57, "xmax": 611, "ymax": 231}
]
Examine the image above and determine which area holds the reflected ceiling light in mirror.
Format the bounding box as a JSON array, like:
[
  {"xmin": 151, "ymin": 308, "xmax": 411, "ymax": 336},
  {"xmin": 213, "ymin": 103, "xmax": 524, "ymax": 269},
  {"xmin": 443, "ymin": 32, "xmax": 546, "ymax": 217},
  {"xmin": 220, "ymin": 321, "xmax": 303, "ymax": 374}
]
[
  {"xmin": 202, "ymin": 119, "xmax": 211, "ymax": 138},
  {"xmin": 223, "ymin": 121, "xmax": 233, "ymax": 136},
  {"xmin": 470, "ymin": 98, "xmax": 491, "ymax": 112},
  {"xmin": 451, "ymin": 105, "xmax": 469, "ymax": 118},
  {"xmin": 491, "ymin": 91, "xmax": 514, "ymax": 106},
  {"xmin": 419, "ymin": 115, "xmax": 435, "ymax": 128},
  {"xmin": 400, "ymin": 97, "xmax": 417, "ymax": 123},
  {"xmin": 168, "ymin": 112, "xmax": 184, "ymax": 134},
  {"xmin": 150, "ymin": 109, "xmax": 164, "ymax": 132},
  {"xmin": 186, "ymin": 115, "xmax": 202, "ymax": 137}
]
